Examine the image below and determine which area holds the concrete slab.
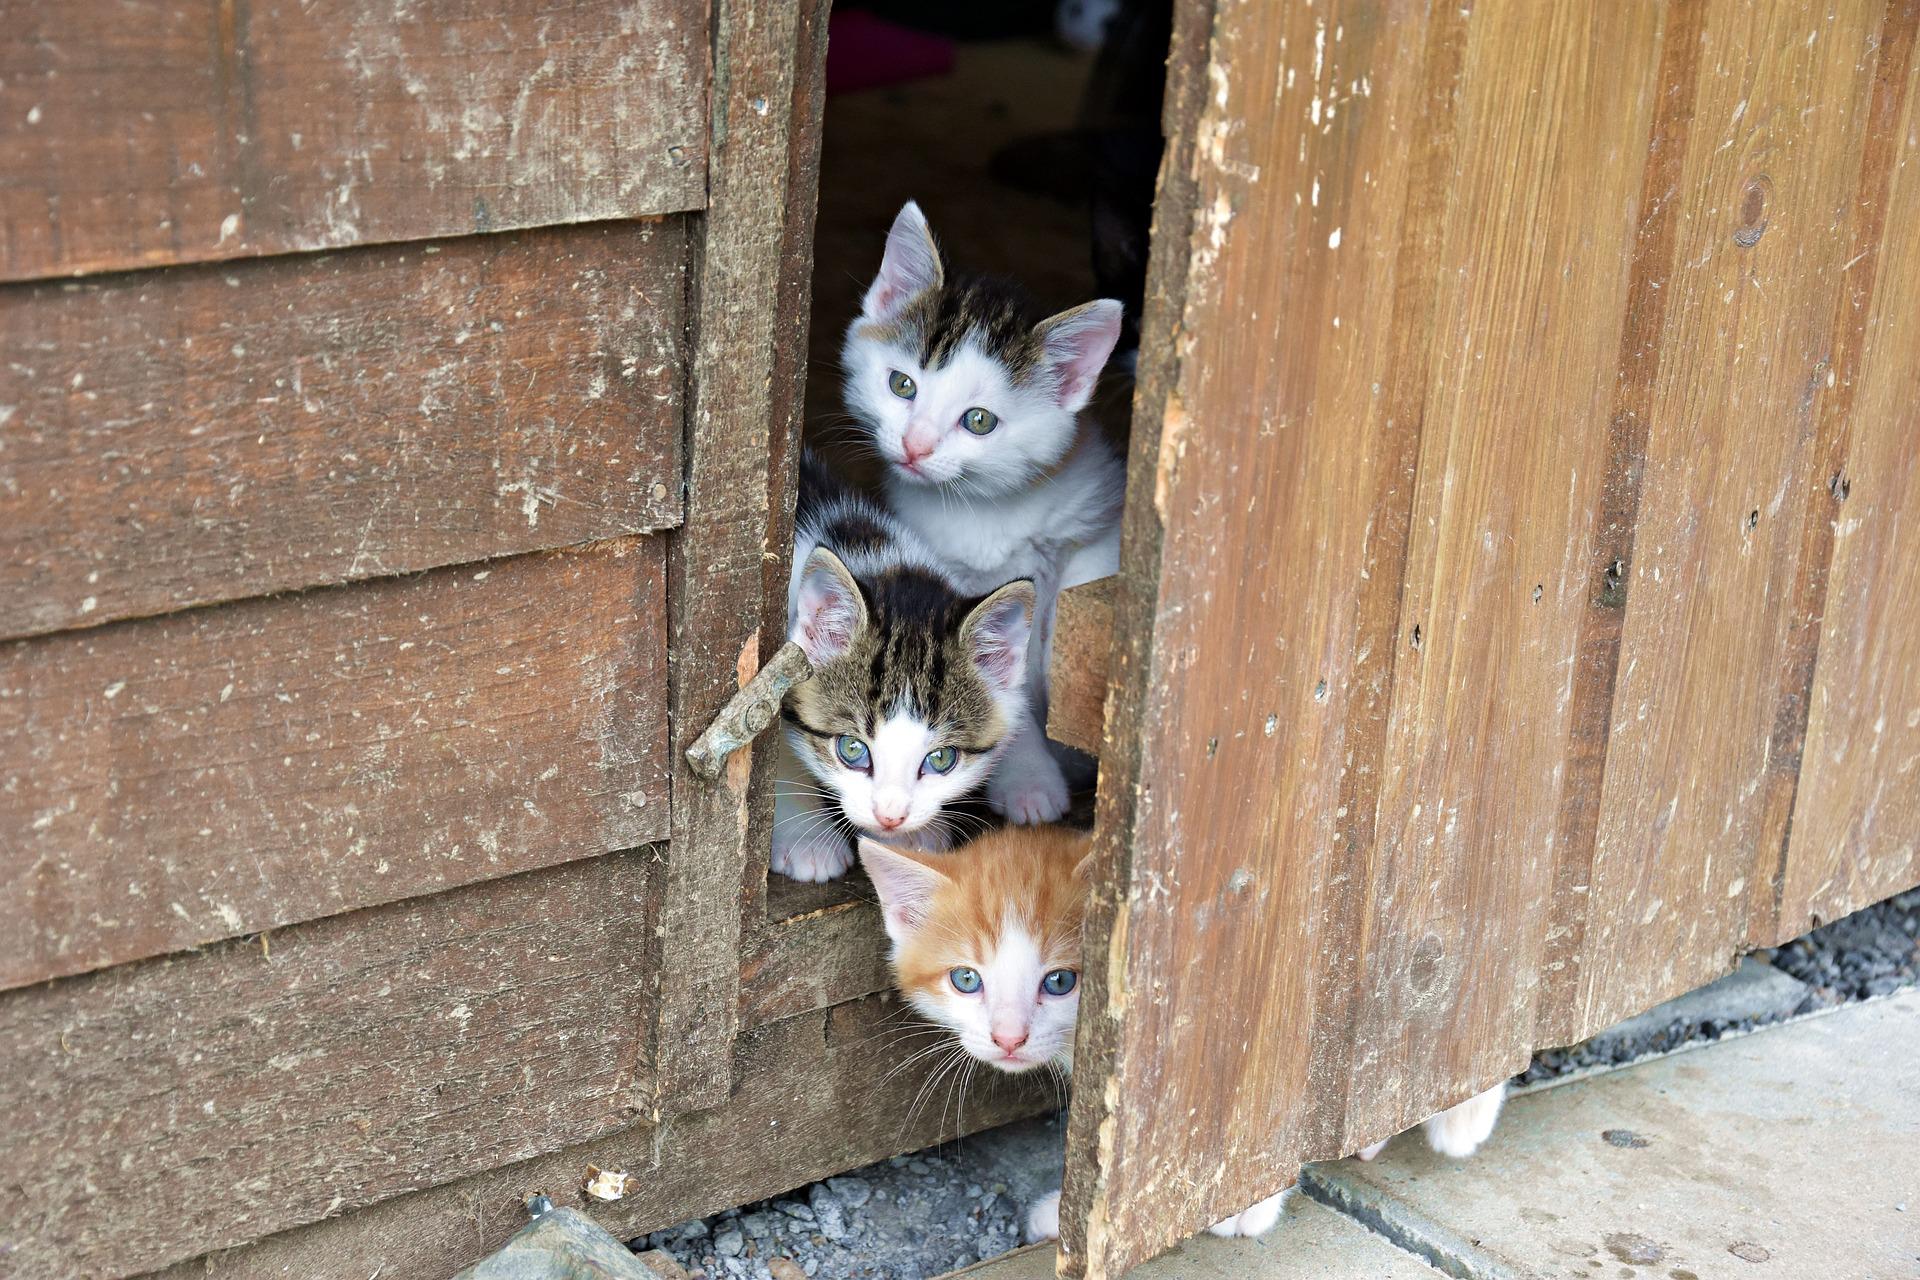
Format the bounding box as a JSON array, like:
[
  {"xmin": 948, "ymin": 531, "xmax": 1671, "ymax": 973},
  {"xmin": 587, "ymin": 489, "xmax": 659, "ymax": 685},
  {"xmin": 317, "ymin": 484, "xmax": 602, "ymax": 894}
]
[
  {"xmin": 941, "ymin": 1193, "xmax": 1446, "ymax": 1279},
  {"xmin": 1306, "ymin": 990, "xmax": 1920, "ymax": 1280}
]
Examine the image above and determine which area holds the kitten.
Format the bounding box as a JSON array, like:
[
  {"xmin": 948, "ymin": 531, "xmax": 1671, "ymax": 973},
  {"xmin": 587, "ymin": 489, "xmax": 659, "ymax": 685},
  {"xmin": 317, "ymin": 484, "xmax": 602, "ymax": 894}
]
[
  {"xmin": 773, "ymin": 453, "xmax": 1035, "ymax": 882},
  {"xmin": 859, "ymin": 829, "xmax": 1508, "ymax": 1244},
  {"xmin": 843, "ymin": 202, "xmax": 1126, "ymax": 826}
]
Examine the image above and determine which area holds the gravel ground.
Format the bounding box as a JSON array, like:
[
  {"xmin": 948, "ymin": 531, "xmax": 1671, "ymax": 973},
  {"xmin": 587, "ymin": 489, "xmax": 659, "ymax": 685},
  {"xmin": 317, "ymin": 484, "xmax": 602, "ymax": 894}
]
[
  {"xmin": 637, "ymin": 888, "xmax": 1919, "ymax": 1279},
  {"xmin": 634, "ymin": 1112, "xmax": 1064, "ymax": 1280}
]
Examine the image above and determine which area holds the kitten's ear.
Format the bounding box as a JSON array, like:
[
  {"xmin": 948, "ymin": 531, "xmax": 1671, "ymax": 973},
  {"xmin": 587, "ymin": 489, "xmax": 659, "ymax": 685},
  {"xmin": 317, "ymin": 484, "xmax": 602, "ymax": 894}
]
[
  {"xmin": 1034, "ymin": 299, "xmax": 1124, "ymax": 412},
  {"xmin": 793, "ymin": 547, "xmax": 868, "ymax": 665},
  {"xmin": 1072, "ymin": 850, "xmax": 1097, "ymax": 882},
  {"xmin": 859, "ymin": 838, "xmax": 952, "ymax": 945},
  {"xmin": 959, "ymin": 579, "xmax": 1035, "ymax": 693},
  {"xmin": 861, "ymin": 202, "xmax": 944, "ymax": 322}
]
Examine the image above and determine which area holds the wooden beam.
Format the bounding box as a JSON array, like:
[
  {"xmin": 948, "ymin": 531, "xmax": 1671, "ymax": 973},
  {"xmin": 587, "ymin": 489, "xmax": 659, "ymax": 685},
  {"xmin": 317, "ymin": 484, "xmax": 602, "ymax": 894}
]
[{"xmin": 1047, "ymin": 577, "xmax": 1117, "ymax": 756}]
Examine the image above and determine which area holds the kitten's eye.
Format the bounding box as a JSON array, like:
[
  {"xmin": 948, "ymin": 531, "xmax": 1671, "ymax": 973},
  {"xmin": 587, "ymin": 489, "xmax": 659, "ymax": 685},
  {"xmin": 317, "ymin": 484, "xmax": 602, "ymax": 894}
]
[
  {"xmin": 1041, "ymin": 968, "xmax": 1078, "ymax": 996},
  {"xmin": 949, "ymin": 967, "xmax": 982, "ymax": 994},
  {"xmin": 961, "ymin": 407, "xmax": 999, "ymax": 435},
  {"xmin": 921, "ymin": 745, "xmax": 958, "ymax": 775},
  {"xmin": 833, "ymin": 735, "xmax": 871, "ymax": 770},
  {"xmin": 888, "ymin": 370, "xmax": 917, "ymax": 399}
]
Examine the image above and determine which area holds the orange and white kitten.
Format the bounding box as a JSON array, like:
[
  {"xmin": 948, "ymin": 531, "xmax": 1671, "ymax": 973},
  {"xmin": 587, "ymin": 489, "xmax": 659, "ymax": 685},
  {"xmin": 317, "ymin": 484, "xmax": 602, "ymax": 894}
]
[{"xmin": 859, "ymin": 827, "xmax": 1507, "ymax": 1246}]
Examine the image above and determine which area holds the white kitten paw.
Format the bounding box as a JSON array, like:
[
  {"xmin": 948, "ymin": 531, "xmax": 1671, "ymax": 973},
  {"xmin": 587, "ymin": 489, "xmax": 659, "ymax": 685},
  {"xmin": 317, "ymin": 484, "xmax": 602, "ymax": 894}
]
[
  {"xmin": 1355, "ymin": 1138, "xmax": 1390, "ymax": 1162},
  {"xmin": 1422, "ymin": 1082, "xmax": 1506, "ymax": 1159},
  {"xmin": 1024, "ymin": 1190, "xmax": 1061, "ymax": 1243},
  {"xmin": 771, "ymin": 824, "xmax": 854, "ymax": 883},
  {"xmin": 989, "ymin": 757, "xmax": 1070, "ymax": 825},
  {"xmin": 1206, "ymin": 1188, "xmax": 1292, "ymax": 1238}
]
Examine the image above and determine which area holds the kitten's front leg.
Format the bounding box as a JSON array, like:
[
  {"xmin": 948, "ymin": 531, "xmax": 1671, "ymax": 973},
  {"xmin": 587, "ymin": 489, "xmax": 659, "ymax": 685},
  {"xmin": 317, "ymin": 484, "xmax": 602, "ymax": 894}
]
[
  {"xmin": 1023, "ymin": 1190, "xmax": 1061, "ymax": 1243},
  {"xmin": 988, "ymin": 710, "xmax": 1070, "ymax": 825},
  {"xmin": 1421, "ymin": 1082, "xmax": 1506, "ymax": 1159},
  {"xmin": 1206, "ymin": 1187, "xmax": 1292, "ymax": 1238},
  {"xmin": 772, "ymin": 746, "xmax": 855, "ymax": 882}
]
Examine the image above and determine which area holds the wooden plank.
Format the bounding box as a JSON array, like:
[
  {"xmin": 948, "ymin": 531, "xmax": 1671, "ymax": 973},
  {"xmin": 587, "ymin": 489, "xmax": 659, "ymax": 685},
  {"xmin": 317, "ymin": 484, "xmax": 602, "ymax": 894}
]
[
  {"xmin": 652, "ymin": 0, "xmax": 828, "ymax": 1115},
  {"xmin": 0, "ymin": 220, "xmax": 685, "ymax": 640},
  {"xmin": 1780, "ymin": 16, "xmax": 1920, "ymax": 936},
  {"xmin": 1569, "ymin": 0, "xmax": 1891, "ymax": 1036},
  {"xmin": 148, "ymin": 996, "xmax": 1056, "ymax": 1280},
  {"xmin": 740, "ymin": 898, "xmax": 892, "ymax": 1028},
  {"xmin": 1341, "ymin": 0, "xmax": 1659, "ymax": 1139},
  {"xmin": 1534, "ymin": 0, "xmax": 1712, "ymax": 1049},
  {"xmin": 0, "ymin": 539, "xmax": 668, "ymax": 991},
  {"xmin": 1063, "ymin": 2, "xmax": 1454, "ymax": 1273},
  {"xmin": 1046, "ymin": 577, "xmax": 1115, "ymax": 754},
  {"xmin": 0, "ymin": 0, "xmax": 709, "ymax": 281},
  {"xmin": 0, "ymin": 850, "xmax": 660, "ymax": 1279}
]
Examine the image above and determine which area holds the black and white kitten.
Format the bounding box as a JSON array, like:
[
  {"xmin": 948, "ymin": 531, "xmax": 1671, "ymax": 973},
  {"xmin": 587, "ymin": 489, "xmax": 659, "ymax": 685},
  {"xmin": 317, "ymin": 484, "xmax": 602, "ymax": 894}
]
[
  {"xmin": 773, "ymin": 453, "xmax": 1035, "ymax": 882},
  {"xmin": 843, "ymin": 203, "xmax": 1125, "ymax": 825}
]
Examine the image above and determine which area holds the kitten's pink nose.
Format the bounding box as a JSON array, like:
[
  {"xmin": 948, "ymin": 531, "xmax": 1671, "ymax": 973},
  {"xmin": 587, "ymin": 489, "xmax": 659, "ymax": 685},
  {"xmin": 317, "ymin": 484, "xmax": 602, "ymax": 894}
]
[
  {"xmin": 992, "ymin": 1028, "xmax": 1029, "ymax": 1054},
  {"xmin": 875, "ymin": 813, "xmax": 904, "ymax": 831},
  {"xmin": 901, "ymin": 440, "xmax": 932, "ymax": 467}
]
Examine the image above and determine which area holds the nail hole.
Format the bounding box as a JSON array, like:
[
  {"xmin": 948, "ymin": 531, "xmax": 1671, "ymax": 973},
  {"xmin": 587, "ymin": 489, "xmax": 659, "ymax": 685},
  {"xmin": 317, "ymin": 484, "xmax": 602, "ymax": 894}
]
[
  {"xmin": 1313, "ymin": 679, "xmax": 1329, "ymax": 702},
  {"xmin": 1410, "ymin": 624, "xmax": 1423, "ymax": 651},
  {"xmin": 1745, "ymin": 509, "xmax": 1760, "ymax": 532},
  {"xmin": 1532, "ymin": 584, "xmax": 1544, "ymax": 604},
  {"xmin": 1829, "ymin": 472, "xmax": 1851, "ymax": 501}
]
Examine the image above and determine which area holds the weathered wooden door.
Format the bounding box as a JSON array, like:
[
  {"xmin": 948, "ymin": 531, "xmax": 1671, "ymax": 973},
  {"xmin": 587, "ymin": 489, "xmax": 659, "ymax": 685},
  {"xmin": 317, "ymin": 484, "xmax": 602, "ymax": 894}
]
[{"xmin": 1056, "ymin": 1, "xmax": 1920, "ymax": 1274}]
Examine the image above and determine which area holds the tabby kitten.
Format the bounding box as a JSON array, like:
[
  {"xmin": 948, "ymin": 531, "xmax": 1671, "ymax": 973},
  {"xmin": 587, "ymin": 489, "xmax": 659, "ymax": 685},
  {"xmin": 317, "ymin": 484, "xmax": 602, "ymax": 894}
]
[
  {"xmin": 844, "ymin": 202, "xmax": 1126, "ymax": 826},
  {"xmin": 859, "ymin": 828, "xmax": 1508, "ymax": 1244},
  {"xmin": 774, "ymin": 454, "xmax": 1034, "ymax": 882}
]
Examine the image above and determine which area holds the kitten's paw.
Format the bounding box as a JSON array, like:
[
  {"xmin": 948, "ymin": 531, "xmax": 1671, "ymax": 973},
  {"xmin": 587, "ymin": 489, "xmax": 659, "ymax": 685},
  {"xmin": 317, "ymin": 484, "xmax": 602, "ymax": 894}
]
[
  {"xmin": 1206, "ymin": 1188, "xmax": 1292, "ymax": 1238},
  {"xmin": 989, "ymin": 758, "xmax": 1069, "ymax": 825},
  {"xmin": 1422, "ymin": 1082, "xmax": 1506, "ymax": 1160},
  {"xmin": 1024, "ymin": 1190, "xmax": 1061, "ymax": 1243},
  {"xmin": 771, "ymin": 824, "xmax": 854, "ymax": 882},
  {"xmin": 1355, "ymin": 1138, "xmax": 1390, "ymax": 1162}
]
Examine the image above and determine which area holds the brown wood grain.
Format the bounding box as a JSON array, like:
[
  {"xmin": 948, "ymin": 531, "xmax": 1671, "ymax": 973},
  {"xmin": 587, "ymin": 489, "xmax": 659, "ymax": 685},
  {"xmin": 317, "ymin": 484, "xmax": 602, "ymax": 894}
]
[
  {"xmin": 0, "ymin": 221, "xmax": 685, "ymax": 641},
  {"xmin": 0, "ymin": 0, "xmax": 709, "ymax": 281},
  {"xmin": 740, "ymin": 897, "xmax": 891, "ymax": 1028},
  {"xmin": 1064, "ymin": 3, "xmax": 1455, "ymax": 1272},
  {"xmin": 1571, "ymin": 0, "xmax": 1890, "ymax": 1036},
  {"xmin": 0, "ymin": 539, "xmax": 668, "ymax": 991},
  {"xmin": 651, "ymin": 0, "xmax": 828, "ymax": 1116},
  {"xmin": 0, "ymin": 849, "xmax": 660, "ymax": 1279},
  {"xmin": 1343, "ymin": 0, "xmax": 1659, "ymax": 1138},
  {"xmin": 1046, "ymin": 577, "xmax": 1115, "ymax": 754},
  {"xmin": 1063, "ymin": 2, "xmax": 1920, "ymax": 1275},
  {"xmin": 1780, "ymin": 14, "xmax": 1920, "ymax": 936},
  {"xmin": 148, "ymin": 996, "xmax": 1055, "ymax": 1280}
]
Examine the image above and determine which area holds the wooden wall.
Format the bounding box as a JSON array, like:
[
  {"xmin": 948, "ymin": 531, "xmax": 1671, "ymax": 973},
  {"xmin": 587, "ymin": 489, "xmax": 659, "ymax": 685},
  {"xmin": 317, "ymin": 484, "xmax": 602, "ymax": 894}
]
[{"xmin": 1057, "ymin": 1, "xmax": 1920, "ymax": 1275}]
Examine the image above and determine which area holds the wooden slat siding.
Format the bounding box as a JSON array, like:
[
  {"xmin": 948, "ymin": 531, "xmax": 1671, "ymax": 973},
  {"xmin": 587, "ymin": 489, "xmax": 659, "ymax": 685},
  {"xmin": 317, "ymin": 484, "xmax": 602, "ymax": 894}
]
[
  {"xmin": 0, "ymin": 0, "xmax": 709, "ymax": 282},
  {"xmin": 148, "ymin": 997, "xmax": 1055, "ymax": 1280},
  {"xmin": 0, "ymin": 850, "xmax": 660, "ymax": 1279},
  {"xmin": 1344, "ymin": 1, "xmax": 1659, "ymax": 1139},
  {"xmin": 652, "ymin": 0, "xmax": 827, "ymax": 1115},
  {"xmin": 1063, "ymin": 2, "xmax": 1451, "ymax": 1273},
  {"xmin": 1779, "ymin": 11, "xmax": 1920, "ymax": 936},
  {"xmin": 1535, "ymin": 0, "xmax": 1710, "ymax": 1049},
  {"xmin": 740, "ymin": 898, "xmax": 891, "ymax": 1027},
  {"xmin": 1046, "ymin": 577, "xmax": 1115, "ymax": 755},
  {"xmin": 0, "ymin": 539, "xmax": 668, "ymax": 991},
  {"xmin": 0, "ymin": 222, "xmax": 686, "ymax": 640},
  {"xmin": 1570, "ymin": 0, "xmax": 1889, "ymax": 1036}
]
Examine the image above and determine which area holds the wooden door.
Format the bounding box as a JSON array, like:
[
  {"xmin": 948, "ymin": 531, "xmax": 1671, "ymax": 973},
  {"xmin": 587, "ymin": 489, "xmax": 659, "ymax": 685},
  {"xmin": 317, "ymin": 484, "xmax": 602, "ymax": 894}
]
[{"xmin": 1056, "ymin": 1, "xmax": 1920, "ymax": 1274}]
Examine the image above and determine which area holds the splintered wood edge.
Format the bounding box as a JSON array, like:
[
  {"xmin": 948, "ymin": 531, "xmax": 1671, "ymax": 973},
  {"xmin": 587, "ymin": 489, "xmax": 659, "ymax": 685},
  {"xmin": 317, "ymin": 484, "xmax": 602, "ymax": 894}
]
[{"xmin": 1047, "ymin": 577, "xmax": 1118, "ymax": 756}]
